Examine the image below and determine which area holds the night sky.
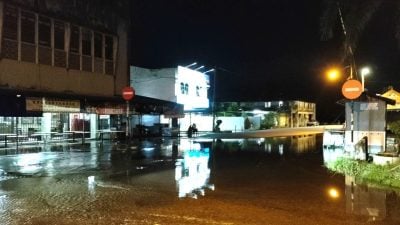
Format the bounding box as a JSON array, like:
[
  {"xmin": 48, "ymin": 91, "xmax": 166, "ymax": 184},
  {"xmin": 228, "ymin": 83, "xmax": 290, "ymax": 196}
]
[{"xmin": 130, "ymin": 0, "xmax": 400, "ymax": 123}]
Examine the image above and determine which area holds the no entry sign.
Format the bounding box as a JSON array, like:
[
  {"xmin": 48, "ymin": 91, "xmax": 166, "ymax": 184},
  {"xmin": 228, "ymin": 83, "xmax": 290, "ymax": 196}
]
[
  {"xmin": 341, "ymin": 79, "xmax": 362, "ymax": 100},
  {"xmin": 122, "ymin": 86, "xmax": 135, "ymax": 101}
]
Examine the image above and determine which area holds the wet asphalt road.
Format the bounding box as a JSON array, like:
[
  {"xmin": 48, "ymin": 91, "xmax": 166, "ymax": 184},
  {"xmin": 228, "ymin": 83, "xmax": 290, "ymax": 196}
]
[{"xmin": 0, "ymin": 136, "xmax": 395, "ymax": 225}]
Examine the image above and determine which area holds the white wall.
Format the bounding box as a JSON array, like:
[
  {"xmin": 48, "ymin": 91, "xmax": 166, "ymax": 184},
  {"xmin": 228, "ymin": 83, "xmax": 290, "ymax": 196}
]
[
  {"xmin": 215, "ymin": 116, "xmax": 245, "ymax": 132},
  {"xmin": 130, "ymin": 66, "xmax": 176, "ymax": 102}
]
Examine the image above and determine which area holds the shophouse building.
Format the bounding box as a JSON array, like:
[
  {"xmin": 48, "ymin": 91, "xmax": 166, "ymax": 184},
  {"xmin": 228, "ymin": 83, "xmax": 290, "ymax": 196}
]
[{"xmin": 0, "ymin": 0, "xmax": 180, "ymax": 142}]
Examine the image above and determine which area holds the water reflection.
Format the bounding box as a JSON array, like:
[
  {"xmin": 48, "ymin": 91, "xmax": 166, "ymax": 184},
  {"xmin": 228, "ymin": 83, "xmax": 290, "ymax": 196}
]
[
  {"xmin": 212, "ymin": 135, "xmax": 317, "ymax": 156},
  {"xmin": 323, "ymin": 146, "xmax": 400, "ymax": 223},
  {"xmin": 2, "ymin": 135, "xmax": 390, "ymax": 224},
  {"xmin": 175, "ymin": 143, "xmax": 214, "ymax": 198},
  {"xmin": 345, "ymin": 176, "xmax": 400, "ymax": 223}
]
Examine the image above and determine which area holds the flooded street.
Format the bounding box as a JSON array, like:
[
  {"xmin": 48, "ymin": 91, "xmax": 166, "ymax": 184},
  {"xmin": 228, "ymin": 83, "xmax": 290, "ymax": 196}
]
[{"xmin": 0, "ymin": 135, "xmax": 398, "ymax": 225}]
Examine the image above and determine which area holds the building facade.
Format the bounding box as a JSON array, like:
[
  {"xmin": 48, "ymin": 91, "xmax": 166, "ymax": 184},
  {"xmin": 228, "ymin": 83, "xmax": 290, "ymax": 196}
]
[
  {"xmin": 0, "ymin": 1, "xmax": 181, "ymax": 141},
  {"xmin": 214, "ymin": 100, "xmax": 317, "ymax": 130},
  {"xmin": 130, "ymin": 65, "xmax": 211, "ymax": 132}
]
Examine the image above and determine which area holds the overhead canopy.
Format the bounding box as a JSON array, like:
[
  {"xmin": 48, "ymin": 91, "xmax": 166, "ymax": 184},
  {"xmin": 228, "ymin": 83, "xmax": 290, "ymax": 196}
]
[{"xmin": 0, "ymin": 88, "xmax": 183, "ymax": 116}]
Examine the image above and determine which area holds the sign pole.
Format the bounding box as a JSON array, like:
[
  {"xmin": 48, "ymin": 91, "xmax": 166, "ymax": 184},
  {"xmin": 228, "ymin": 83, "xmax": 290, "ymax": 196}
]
[
  {"xmin": 122, "ymin": 86, "xmax": 135, "ymax": 140},
  {"xmin": 126, "ymin": 100, "xmax": 129, "ymax": 139}
]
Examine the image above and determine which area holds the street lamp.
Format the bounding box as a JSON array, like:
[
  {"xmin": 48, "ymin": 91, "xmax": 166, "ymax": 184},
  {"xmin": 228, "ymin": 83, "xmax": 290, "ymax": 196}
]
[
  {"xmin": 203, "ymin": 68, "xmax": 215, "ymax": 74},
  {"xmin": 185, "ymin": 62, "xmax": 197, "ymax": 68},
  {"xmin": 360, "ymin": 67, "xmax": 370, "ymax": 91},
  {"xmin": 326, "ymin": 68, "xmax": 341, "ymax": 82},
  {"xmin": 194, "ymin": 65, "xmax": 205, "ymax": 71}
]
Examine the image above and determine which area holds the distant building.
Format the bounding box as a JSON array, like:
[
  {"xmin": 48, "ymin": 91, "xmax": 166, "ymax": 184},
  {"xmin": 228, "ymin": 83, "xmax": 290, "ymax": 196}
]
[
  {"xmin": 380, "ymin": 86, "xmax": 400, "ymax": 122},
  {"xmin": 380, "ymin": 86, "xmax": 400, "ymax": 111},
  {"xmin": 215, "ymin": 100, "xmax": 317, "ymax": 130}
]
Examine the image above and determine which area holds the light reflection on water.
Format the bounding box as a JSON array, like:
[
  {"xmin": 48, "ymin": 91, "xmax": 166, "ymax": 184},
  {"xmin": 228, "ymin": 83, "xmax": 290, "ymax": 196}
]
[
  {"xmin": 345, "ymin": 176, "xmax": 400, "ymax": 223},
  {"xmin": 323, "ymin": 146, "xmax": 400, "ymax": 223},
  {"xmin": 174, "ymin": 142, "xmax": 214, "ymax": 199},
  {"xmin": 1, "ymin": 135, "xmax": 399, "ymax": 224}
]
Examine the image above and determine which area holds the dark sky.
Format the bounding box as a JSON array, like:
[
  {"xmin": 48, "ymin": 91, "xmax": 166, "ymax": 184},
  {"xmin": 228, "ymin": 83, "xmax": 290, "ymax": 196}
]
[{"xmin": 130, "ymin": 0, "xmax": 400, "ymax": 122}]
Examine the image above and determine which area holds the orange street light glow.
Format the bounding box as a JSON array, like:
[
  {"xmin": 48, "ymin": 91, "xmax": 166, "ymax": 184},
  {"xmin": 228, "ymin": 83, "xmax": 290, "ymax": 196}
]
[{"xmin": 326, "ymin": 69, "xmax": 340, "ymax": 82}]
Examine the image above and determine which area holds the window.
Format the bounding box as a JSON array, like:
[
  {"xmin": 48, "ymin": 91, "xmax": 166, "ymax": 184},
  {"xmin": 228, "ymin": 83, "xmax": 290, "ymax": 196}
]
[
  {"xmin": 196, "ymin": 86, "xmax": 200, "ymax": 97},
  {"xmin": 180, "ymin": 83, "xmax": 189, "ymax": 95},
  {"xmin": 70, "ymin": 25, "xmax": 80, "ymax": 53},
  {"xmin": 21, "ymin": 10, "xmax": 35, "ymax": 44},
  {"xmin": 105, "ymin": 36, "xmax": 113, "ymax": 60},
  {"xmin": 38, "ymin": 16, "xmax": 51, "ymax": 47},
  {"xmin": 81, "ymin": 29, "xmax": 91, "ymax": 56},
  {"xmin": 54, "ymin": 20, "xmax": 65, "ymax": 50},
  {"xmin": 3, "ymin": 5, "xmax": 18, "ymax": 40},
  {"xmin": 184, "ymin": 83, "xmax": 189, "ymax": 95},
  {"xmin": 94, "ymin": 33, "xmax": 102, "ymax": 58},
  {"xmin": 180, "ymin": 82, "xmax": 185, "ymax": 94}
]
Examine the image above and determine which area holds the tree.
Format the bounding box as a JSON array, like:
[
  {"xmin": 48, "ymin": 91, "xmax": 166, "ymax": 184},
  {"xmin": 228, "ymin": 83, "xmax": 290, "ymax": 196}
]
[
  {"xmin": 260, "ymin": 112, "xmax": 277, "ymax": 129},
  {"xmin": 244, "ymin": 117, "xmax": 251, "ymax": 130},
  {"xmin": 320, "ymin": 0, "xmax": 399, "ymax": 69},
  {"xmin": 388, "ymin": 120, "xmax": 400, "ymax": 152}
]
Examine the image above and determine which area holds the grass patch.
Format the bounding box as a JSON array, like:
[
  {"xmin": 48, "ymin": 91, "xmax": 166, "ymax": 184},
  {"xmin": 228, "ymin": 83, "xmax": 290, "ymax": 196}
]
[{"xmin": 326, "ymin": 157, "xmax": 400, "ymax": 189}]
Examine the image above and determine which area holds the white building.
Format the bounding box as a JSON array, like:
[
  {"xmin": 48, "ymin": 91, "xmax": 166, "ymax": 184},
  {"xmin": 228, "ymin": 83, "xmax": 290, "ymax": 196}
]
[{"xmin": 130, "ymin": 66, "xmax": 213, "ymax": 132}]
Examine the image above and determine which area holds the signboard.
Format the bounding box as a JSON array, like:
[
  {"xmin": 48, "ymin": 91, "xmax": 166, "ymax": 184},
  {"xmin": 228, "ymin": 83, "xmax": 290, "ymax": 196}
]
[
  {"xmin": 86, "ymin": 105, "xmax": 126, "ymax": 115},
  {"xmin": 342, "ymin": 79, "xmax": 363, "ymax": 100},
  {"xmin": 26, "ymin": 97, "xmax": 80, "ymax": 112},
  {"xmin": 122, "ymin": 86, "xmax": 135, "ymax": 101}
]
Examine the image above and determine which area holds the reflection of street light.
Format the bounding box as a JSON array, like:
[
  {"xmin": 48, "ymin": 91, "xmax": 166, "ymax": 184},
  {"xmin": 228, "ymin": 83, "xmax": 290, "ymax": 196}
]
[
  {"xmin": 327, "ymin": 187, "xmax": 340, "ymax": 200},
  {"xmin": 360, "ymin": 67, "xmax": 370, "ymax": 91}
]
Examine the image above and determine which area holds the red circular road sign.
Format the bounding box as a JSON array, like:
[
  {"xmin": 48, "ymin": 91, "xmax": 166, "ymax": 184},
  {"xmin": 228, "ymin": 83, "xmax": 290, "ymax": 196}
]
[
  {"xmin": 122, "ymin": 86, "xmax": 135, "ymax": 101},
  {"xmin": 341, "ymin": 79, "xmax": 362, "ymax": 100}
]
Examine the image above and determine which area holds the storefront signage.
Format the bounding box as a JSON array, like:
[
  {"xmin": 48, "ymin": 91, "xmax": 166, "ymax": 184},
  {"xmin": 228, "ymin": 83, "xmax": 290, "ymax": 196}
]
[
  {"xmin": 86, "ymin": 105, "xmax": 126, "ymax": 115},
  {"xmin": 26, "ymin": 97, "xmax": 80, "ymax": 112}
]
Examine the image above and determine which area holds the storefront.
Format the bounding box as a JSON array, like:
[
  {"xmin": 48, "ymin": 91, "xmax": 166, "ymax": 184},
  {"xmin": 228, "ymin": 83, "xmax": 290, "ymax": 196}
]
[{"xmin": 0, "ymin": 89, "xmax": 183, "ymax": 141}]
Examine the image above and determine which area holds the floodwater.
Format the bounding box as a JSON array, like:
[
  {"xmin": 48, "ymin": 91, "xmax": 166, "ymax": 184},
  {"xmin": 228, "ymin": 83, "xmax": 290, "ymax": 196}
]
[{"xmin": 0, "ymin": 135, "xmax": 398, "ymax": 225}]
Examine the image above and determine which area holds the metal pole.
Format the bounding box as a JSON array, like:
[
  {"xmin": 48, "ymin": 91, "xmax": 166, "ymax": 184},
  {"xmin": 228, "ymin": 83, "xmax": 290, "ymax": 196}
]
[
  {"xmin": 361, "ymin": 75, "xmax": 365, "ymax": 91},
  {"xmin": 350, "ymin": 101, "xmax": 354, "ymax": 143},
  {"xmin": 212, "ymin": 68, "xmax": 216, "ymax": 132},
  {"xmin": 126, "ymin": 100, "xmax": 129, "ymax": 139}
]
